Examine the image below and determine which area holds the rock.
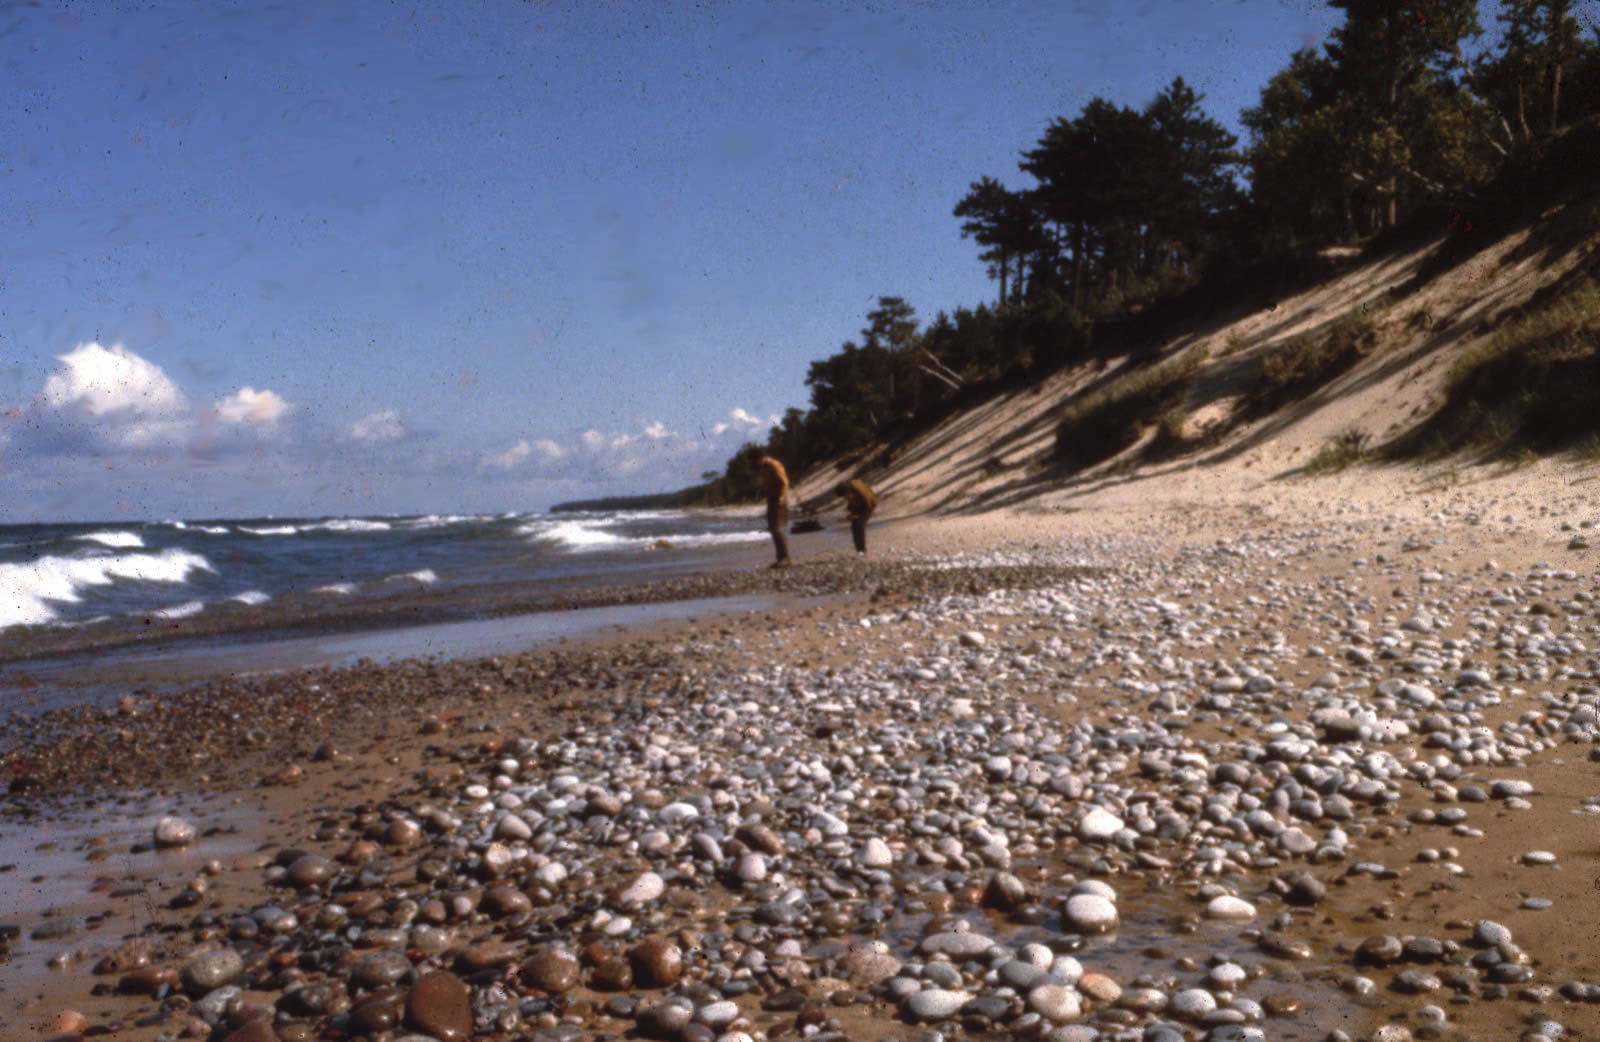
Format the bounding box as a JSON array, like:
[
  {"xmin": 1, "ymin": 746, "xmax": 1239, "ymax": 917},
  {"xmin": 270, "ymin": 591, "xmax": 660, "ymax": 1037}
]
[
  {"xmin": 1205, "ymin": 895, "xmax": 1256, "ymax": 920},
  {"xmin": 1278, "ymin": 869, "xmax": 1327, "ymax": 905},
  {"xmin": 219, "ymin": 1021, "xmax": 279, "ymax": 1042},
  {"xmin": 734, "ymin": 821, "xmax": 784, "ymax": 856},
  {"xmin": 1028, "ymin": 982, "xmax": 1083, "ymax": 1022},
  {"xmin": 617, "ymin": 870, "xmax": 666, "ymax": 905},
  {"xmin": 352, "ymin": 950, "xmax": 414, "ymax": 989},
  {"xmin": 286, "ymin": 854, "xmax": 335, "ymax": 888},
  {"xmin": 405, "ymin": 970, "xmax": 472, "ymax": 1042},
  {"xmin": 842, "ymin": 943, "xmax": 902, "ymax": 989},
  {"xmin": 629, "ymin": 938, "xmax": 684, "ymax": 987},
  {"xmin": 1063, "ymin": 893, "xmax": 1118, "ymax": 934},
  {"xmin": 904, "ymin": 988, "xmax": 971, "ymax": 1021},
  {"xmin": 1170, "ymin": 988, "xmax": 1218, "ymax": 1020},
  {"xmin": 154, "ymin": 816, "xmax": 197, "ymax": 848},
  {"xmin": 1078, "ymin": 808, "xmax": 1124, "ymax": 841},
  {"xmin": 859, "ymin": 837, "xmax": 894, "ymax": 868},
  {"xmin": 1356, "ymin": 934, "xmax": 1404, "ymax": 966},
  {"xmin": 920, "ymin": 931, "xmax": 995, "ymax": 958},
  {"xmin": 1077, "ymin": 971, "xmax": 1121, "ymax": 1003},
  {"xmin": 639, "ymin": 999, "xmax": 695, "ymax": 1037},
  {"xmin": 521, "ymin": 949, "xmax": 580, "ymax": 993},
  {"xmin": 181, "ymin": 948, "xmax": 244, "ymax": 996}
]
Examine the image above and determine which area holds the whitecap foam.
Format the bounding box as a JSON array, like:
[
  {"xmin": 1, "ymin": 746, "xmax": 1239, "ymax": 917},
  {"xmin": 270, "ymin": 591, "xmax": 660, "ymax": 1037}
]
[
  {"xmin": 525, "ymin": 519, "xmax": 628, "ymax": 550},
  {"xmin": 315, "ymin": 583, "xmax": 356, "ymax": 595},
  {"xmin": 230, "ymin": 590, "xmax": 271, "ymax": 606},
  {"xmin": 150, "ymin": 600, "xmax": 205, "ymax": 620},
  {"xmin": 0, "ymin": 548, "xmax": 214, "ymax": 630},
  {"xmin": 304, "ymin": 518, "xmax": 392, "ymax": 533},
  {"xmin": 75, "ymin": 529, "xmax": 144, "ymax": 549},
  {"xmin": 666, "ymin": 531, "xmax": 769, "ymax": 548},
  {"xmin": 403, "ymin": 514, "xmax": 480, "ymax": 529},
  {"xmin": 386, "ymin": 569, "xmax": 438, "ymax": 584},
  {"xmin": 241, "ymin": 524, "xmax": 298, "ymax": 536},
  {"xmin": 167, "ymin": 520, "xmax": 228, "ymax": 534}
]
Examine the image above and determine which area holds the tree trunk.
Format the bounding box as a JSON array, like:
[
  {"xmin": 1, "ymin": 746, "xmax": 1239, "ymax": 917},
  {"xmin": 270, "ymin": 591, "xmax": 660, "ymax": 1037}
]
[
  {"xmin": 998, "ymin": 255, "xmax": 1009, "ymax": 311},
  {"xmin": 1549, "ymin": 60, "xmax": 1562, "ymax": 134},
  {"xmin": 1516, "ymin": 79, "xmax": 1531, "ymax": 141},
  {"xmin": 1072, "ymin": 222, "xmax": 1086, "ymax": 310}
]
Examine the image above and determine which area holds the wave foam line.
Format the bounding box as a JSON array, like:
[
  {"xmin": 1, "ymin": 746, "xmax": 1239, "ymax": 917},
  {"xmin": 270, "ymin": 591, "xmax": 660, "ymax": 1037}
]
[
  {"xmin": 0, "ymin": 548, "xmax": 215, "ymax": 631},
  {"xmin": 74, "ymin": 530, "xmax": 145, "ymax": 549}
]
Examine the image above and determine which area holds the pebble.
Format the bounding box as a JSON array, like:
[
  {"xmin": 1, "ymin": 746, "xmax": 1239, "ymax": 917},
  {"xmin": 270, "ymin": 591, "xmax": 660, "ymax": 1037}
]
[
  {"xmin": 904, "ymin": 989, "xmax": 972, "ymax": 1022},
  {"xmin": 18, "ymin": 518, "xmax": 1600, "ymax": 1042},
  {"xmin": 153, "ymin": 816, "xmax": 197, "ymax": 848},
  {"xmin": 180, "ymin": 948, "xmax": 244, "ymax": 996},
  {"xmin": 1027, "ymin": 983, "xmax": 1083, "ymax": 1022},
  {"xmin": 1064, "ymin": 894, "xmax": 1119, "ymax": 933},
  {"xmin": 1204, "ymin": 896, "xmax": 1256, "ymax": 921},
  {"xmin": 405, "ymin": 971, "xmax": 472, "ymax": 1042}
]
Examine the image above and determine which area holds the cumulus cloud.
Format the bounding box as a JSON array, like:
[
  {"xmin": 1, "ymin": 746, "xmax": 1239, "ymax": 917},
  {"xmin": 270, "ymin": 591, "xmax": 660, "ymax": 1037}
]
[
  {"xmin": 482, "ymin": 407, "xmax": 778, "ymax": 486},
  {"xmin": 712, "ymin": 406, "xmax": 774, "ymax": 436},
  {"xmin": 345, "ymin": 408, "xmax": 406, "ymax": 445},
  {"xmin": 41, "ymin": 342, "xmax": 187, "ymax": 418},
  {"xmin": 12, "ymin": 341, "xmax": 294, "ymax": 457},
  {"xmin": 484, "ymin": 439, "xmax": 533, "ymax": 470},
  {"xmin": 214, "ymin": 387, "xmax": 291, "ymax": 425}
]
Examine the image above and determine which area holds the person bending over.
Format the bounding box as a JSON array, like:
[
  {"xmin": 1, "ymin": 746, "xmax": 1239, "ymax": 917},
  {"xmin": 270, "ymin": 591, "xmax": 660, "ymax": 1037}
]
[
  {"xmin": 748, "ymin": 447, "xmax": 791, "ymax": 567},
  {"xmin": 837, "ymin": 478, "xmax": 878, "ymax": 555}
]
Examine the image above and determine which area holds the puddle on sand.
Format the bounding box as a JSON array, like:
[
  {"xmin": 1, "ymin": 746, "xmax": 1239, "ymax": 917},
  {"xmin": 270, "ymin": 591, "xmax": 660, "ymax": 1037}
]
[
  {"xmin": 0, "ymin": 791, "xmax": 273, "ymax": 1015},
  {"xmin": 814, "ymin": 875, "xmax": 1371, "ymax": 1042}
]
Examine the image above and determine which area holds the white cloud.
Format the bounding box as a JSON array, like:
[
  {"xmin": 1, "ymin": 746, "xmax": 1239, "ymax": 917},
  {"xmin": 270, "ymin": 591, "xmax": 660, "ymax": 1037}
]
[
  {"xmin": 214, "ymin": 387, "xmax": 291, "ymax": 425},
  {"xmin": 16, "ymin": 341, "xmax": 296, "ymax": 458},
  {"xmin": 713, "ymin": 406, "xmax": 773, "ymax": 436},
  {"xmin": 481, "ymin": 408, "xmax": 780, "ymax": 489},
  {"xmin": 484, "ymin": 439, "xmax": 533, "ymax": 470},
  {"xmin": 41, "ymin": 342, "xmax": 187, "ymax": 418},
  {"xmin": 345, "ymin": 408, "xmax": 406, "ymax": 445}
]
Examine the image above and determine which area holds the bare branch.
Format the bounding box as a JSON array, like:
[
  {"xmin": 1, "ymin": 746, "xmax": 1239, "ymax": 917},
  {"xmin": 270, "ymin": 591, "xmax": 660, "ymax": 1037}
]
[{"xmin": 918, "ymin": 364, "xmax": 963, "ymax": 393}]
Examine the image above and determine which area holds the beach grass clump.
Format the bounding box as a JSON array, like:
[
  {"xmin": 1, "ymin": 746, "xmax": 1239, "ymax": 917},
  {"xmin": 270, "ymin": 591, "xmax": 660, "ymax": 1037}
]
[
  {"xmin": 1249, "ymin": 308, "xmax": 1376, "ymax": 415},
  {"xmin": 1054, "ymin": 349, "xmax": 1200, "ymax": 470},
  {"xmin": 1415, "ymin": 277, "xmax": 1600, "ymax": 455},
  {"xmin": 1305, "ymin": 428, "xmax": 1370, "ymax": 473}
]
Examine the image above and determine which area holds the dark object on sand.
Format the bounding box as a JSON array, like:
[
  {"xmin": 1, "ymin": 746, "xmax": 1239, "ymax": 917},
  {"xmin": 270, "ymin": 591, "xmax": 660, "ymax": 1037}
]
[{"xmin": 790, "ymin": 519, "xmax": 823, "ymax": 534}]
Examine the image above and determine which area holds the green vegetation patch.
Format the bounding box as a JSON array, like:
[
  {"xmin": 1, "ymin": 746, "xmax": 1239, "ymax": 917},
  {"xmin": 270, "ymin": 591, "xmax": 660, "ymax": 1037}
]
[
  {"xmin": 1409, "ymin": 278, "xmax": 1600, "ymax": 456},
  {"xmin": 1305, "ymin": 428, "xmax": 1370, "ymax": 474},
  {"xmin": 1248, "ymin": 308, "xmax": 1377, "ymax": 415},
  {"xmin": 1054, "ymin": 349, "xmax": 1201, "ymax": 470}
]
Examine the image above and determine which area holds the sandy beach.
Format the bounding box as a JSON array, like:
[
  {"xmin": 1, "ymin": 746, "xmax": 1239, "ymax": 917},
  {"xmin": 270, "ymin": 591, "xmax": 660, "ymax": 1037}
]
[{"xmin": 5, "ymin": 458, "xmax": 1600, "ymax": 1042}]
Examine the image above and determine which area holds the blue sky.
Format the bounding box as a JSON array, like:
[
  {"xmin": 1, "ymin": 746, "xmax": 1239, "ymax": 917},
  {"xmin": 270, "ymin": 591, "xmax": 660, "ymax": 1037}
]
[{"xmin": 0, "ymin": 0, "xmax": 1352, "ymax": 522}]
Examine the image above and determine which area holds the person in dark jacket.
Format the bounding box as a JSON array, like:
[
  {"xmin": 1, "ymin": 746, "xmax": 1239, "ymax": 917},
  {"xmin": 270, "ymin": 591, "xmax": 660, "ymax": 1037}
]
[{"xmin": 837, "ymin": 478, "xmax": 878, "ymax": 555}]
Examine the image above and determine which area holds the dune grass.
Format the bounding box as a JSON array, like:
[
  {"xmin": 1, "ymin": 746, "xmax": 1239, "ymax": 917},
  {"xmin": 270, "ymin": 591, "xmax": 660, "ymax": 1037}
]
[
  {"xmin": 1397, "ymin": 277, "xmax": 1600, "ymax": 458},
  {"xmin": 1055, "ymin": 349, "xmax": 1201, "ymax": 470},
  {"xmin": 1248, "ymin": 308, "xmax": 1377, "ymax": 416},
  {"xmin": 1305, "ymin": 428, "xmax": 1370, "ymax": 474}
]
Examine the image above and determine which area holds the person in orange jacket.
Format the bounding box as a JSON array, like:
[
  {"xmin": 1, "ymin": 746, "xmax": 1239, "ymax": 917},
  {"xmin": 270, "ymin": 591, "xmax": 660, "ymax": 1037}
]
[
  {"xmin": 748, "ymin": 447, "xmax": 791, "ymax": 567},
  {"xmin": 837, "ymin": 478, "xmax": 878, "ymax": 555}
]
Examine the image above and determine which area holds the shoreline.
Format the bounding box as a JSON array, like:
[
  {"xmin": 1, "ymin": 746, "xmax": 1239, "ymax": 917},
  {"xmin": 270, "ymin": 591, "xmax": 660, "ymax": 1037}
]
[{"xmin": 4, "ymin": 470, "xmax": 1600, "ymax": 1042}]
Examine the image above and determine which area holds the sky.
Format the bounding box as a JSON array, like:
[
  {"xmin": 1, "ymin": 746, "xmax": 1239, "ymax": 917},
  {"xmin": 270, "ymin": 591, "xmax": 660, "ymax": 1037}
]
[{"xmin": 0, "ymin": 0, "xmax": 1355, "ymax": 522}]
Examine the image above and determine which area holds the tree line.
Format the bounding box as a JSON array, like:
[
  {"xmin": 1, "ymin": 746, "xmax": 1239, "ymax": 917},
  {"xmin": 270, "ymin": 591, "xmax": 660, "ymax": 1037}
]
[{"xmin": 691, "ymin": 0, "xmax": 1600, "ymax": 505}]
